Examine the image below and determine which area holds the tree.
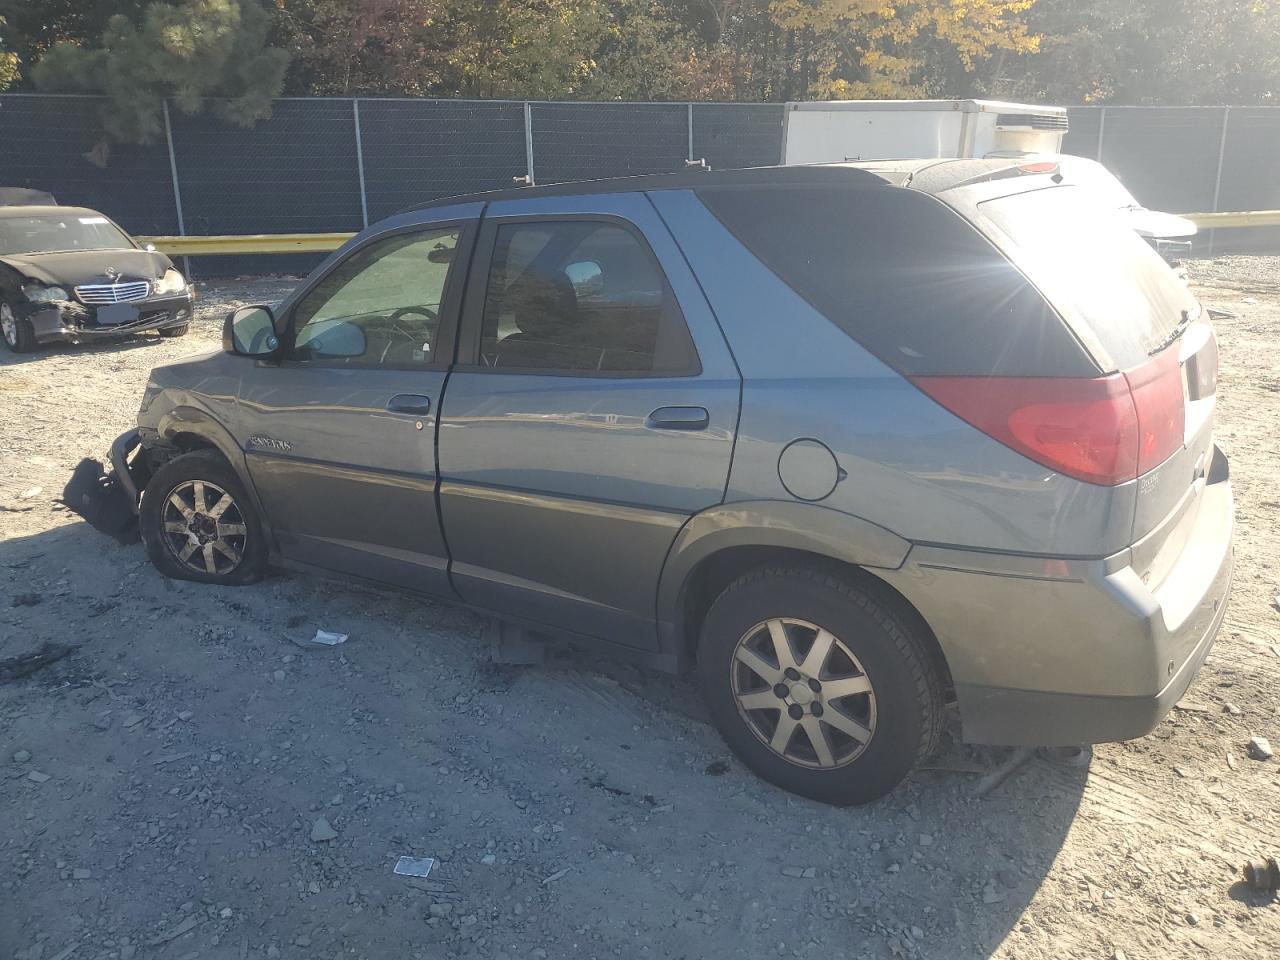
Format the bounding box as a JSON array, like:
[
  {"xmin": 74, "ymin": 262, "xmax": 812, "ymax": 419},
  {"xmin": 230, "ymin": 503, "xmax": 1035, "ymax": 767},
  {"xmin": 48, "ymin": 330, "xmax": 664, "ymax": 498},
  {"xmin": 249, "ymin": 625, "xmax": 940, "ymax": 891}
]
[
  {"xmin": 0, "ymin": 0, "xmax": 149, "ymax": 82},
  {"xmin": 956, "ymin": 0, "xmax": 1280, "ymax": 104},
  {"xmin": 0, "ymin": 17, "xmax": 18, "ymax": 92},
  {"xmin": 30, "ymin": 0, "xmax": 289, "ymax": 144},
  {"xmin": 672, "ymin": 0, "xmax": 1038, "ymax": 101},
  {"xmin": 272, "ymin": 0, "xmax": 445, "ymax": 96}
]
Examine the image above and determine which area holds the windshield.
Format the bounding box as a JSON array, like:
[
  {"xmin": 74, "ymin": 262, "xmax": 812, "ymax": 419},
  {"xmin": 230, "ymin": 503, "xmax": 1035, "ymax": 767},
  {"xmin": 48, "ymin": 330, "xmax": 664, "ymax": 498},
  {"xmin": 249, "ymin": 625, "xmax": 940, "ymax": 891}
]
[
  {"xmin": 977, "ymin": 184, "xmax": 1197, "ymax": 368},
  {"xmin": 0, "ymin": 214, "xmax": 133, "ymax": 255}
]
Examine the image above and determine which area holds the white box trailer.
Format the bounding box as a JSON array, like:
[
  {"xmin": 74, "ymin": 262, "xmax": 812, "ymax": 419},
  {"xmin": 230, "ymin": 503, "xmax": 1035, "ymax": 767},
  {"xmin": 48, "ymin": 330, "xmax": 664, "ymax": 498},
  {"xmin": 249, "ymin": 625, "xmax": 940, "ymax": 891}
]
[{"xmin": 781, "ymin": 99, "xmax": 1069, "ymax": 164}]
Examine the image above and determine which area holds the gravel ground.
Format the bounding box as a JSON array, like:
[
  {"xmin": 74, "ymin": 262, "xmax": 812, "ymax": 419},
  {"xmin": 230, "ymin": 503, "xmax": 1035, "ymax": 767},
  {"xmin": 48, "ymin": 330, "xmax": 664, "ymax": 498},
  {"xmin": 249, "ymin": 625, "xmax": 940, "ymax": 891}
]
[{"xmin": 2, "ymin": 261, "xmax": 1279, "ymax": 960}]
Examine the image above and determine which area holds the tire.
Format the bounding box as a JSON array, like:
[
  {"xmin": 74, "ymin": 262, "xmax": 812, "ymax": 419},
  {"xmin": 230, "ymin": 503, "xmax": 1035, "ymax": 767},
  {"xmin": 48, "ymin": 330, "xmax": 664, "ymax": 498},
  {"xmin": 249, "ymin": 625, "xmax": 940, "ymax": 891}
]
[
  {"xmin": 697, "ymin": 565, "xmax": 944, "ymax": 805},
  {"xmin": 1, "ymin": 302, "xmax": 37, "ymax": 353},
  {"xmin": 158, "ymin": 323, "xmax": 189, "ymax": 338},
  {"xmin": 140, "ymin": 450, "xmax": 268, "ymax": 585}
]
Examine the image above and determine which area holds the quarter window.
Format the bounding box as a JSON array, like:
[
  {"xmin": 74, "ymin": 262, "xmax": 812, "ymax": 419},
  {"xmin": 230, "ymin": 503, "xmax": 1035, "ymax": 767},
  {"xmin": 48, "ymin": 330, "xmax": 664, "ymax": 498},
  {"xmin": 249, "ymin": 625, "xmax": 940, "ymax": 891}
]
[
  {"xmin": 287, "ymin": 228, "xmax": 460, "ymax": 367},
  {"xmin": 478, "ymin": 221, "xmax": 699, "ymax": 375}
]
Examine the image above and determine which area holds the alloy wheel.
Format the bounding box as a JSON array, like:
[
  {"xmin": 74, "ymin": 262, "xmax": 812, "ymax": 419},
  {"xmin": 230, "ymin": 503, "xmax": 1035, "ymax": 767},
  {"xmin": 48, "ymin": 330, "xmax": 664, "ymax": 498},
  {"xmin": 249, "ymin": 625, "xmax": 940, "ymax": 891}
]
[
  {"xmin": 160, "ymin": 479, "xmax": 249, "ymax": 576},
  {"xmin": 1, "ymin": 303, "xmax": 16, "ymax": 347},
  {"xmin": 730, "ymin": 617, "xmax": 877, "ymax": 769}
]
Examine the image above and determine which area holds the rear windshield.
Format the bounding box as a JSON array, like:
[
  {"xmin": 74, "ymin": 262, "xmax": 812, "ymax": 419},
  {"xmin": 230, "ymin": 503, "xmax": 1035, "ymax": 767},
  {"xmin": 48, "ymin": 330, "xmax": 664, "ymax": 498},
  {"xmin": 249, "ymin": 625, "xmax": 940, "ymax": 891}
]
[
  {"xmin": 976, "ymin": 185, "xmax": 1196, "ymax": 369},
  {"xmin": 696, "ymin": 185, "xmax": 1096, "ymax": 378},
  {"xmin": 0, "ymin": 214, "xmax": 133, "ymax": 255}
]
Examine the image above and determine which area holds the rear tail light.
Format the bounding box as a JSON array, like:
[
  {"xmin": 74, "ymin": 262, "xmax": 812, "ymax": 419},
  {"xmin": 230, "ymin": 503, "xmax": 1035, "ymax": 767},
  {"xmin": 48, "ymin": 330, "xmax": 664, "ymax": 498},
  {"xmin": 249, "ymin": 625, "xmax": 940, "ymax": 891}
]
[
  {"xmin": 1126, "ymin": 348, "xmax": 1184, "ymax": 475},
  {"xmin": 913, "ymin": 348, "xmax": 1185, "ymax": 486}
]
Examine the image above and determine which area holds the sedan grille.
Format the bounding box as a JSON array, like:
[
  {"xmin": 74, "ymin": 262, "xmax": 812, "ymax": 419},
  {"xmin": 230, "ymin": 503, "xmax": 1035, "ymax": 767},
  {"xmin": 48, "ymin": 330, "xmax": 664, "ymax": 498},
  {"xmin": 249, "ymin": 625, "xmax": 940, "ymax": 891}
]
[{"xmin": 75, "ymin": 280, "xmax": 151, "ymax": 305}]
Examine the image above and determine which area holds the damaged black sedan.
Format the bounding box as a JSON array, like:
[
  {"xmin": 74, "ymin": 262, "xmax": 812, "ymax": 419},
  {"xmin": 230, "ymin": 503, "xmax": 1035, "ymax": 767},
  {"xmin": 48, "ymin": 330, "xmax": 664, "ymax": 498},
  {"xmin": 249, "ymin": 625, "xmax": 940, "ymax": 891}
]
[{"xmin": 0, "ymin": 200, "xmax": 193, "ymax": 353}]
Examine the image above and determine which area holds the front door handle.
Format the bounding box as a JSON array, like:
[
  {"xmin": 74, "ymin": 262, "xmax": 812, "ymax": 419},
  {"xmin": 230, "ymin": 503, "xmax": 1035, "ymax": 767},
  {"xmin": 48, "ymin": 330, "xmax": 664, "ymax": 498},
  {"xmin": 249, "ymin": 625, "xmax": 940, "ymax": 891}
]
[
  {"xmin": 646, "ymin": 406, "xmax": 709, "ymax": 431},
  {"xmin": 386, "ymin": 394, "xmax": 432, "ymax": 416}
]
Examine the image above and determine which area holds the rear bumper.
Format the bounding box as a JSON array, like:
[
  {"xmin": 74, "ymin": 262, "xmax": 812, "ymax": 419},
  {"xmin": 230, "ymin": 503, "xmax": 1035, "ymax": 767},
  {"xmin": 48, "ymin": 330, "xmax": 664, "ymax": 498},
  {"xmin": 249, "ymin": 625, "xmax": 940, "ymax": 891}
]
[
  {"xmin": 950, "ymin": 542, "xmax": 1230, "ymax": 745},
  {"xmin": 877, "ymin": 468, "xmax": 1234, "ymax": 747},
  {"xmin": 22, "ymin": 293, "xmax": 193, "ymax": 343}
]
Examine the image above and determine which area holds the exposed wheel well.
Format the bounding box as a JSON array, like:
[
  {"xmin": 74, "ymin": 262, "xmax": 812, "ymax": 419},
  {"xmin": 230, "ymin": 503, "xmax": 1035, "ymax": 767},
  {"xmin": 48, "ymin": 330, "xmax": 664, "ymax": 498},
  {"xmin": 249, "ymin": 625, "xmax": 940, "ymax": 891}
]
[
  {"xmin": 678, "ymin": 546, "xmax": 954, "ymax": 695},
  {"xmin": 170, "ymin": 432, "xmax": 218, "ymax": 453},
  {"xmin": 145, "ymin": 432, "xmax": 226, "ymax": 472}
]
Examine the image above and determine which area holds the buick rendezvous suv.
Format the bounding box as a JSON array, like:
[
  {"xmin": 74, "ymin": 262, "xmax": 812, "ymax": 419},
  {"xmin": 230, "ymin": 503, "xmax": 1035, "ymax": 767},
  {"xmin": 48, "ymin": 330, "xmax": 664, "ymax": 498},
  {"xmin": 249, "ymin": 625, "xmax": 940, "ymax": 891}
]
[{"xmin": 112, "ymin": 163, "xmax": 1233, "ymax": 804}]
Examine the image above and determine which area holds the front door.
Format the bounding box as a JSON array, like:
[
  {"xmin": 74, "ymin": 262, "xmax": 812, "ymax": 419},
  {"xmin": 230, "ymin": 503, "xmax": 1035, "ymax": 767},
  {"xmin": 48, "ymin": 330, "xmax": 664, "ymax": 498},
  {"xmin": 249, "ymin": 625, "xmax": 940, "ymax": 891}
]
[
  {"xmin": 236, "ymin": 219, "xmax": 475, "ymax": 596},
  {"xmin": 437, "ymin": 193, "xmax": 741, "ymax": 649}
]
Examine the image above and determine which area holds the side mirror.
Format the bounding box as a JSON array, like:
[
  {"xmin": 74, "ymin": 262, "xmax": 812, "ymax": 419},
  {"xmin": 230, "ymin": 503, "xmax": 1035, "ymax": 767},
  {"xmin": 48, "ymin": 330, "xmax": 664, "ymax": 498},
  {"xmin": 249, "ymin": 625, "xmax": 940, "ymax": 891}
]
[
  {"xmin": 224, "ymin": 306, "xmax": 279, "ymax": 357},
  {"xmin": 565, "ymin": 260, "xmax": 604, "ymax": 300}
]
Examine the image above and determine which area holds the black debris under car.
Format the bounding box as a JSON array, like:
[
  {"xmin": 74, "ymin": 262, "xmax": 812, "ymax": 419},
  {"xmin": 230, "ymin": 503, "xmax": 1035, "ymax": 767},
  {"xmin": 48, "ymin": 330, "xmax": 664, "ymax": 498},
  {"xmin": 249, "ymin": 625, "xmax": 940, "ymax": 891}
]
[{"xmin": 0, "ymin": 194, "xmax": 194, "ymax": 353}]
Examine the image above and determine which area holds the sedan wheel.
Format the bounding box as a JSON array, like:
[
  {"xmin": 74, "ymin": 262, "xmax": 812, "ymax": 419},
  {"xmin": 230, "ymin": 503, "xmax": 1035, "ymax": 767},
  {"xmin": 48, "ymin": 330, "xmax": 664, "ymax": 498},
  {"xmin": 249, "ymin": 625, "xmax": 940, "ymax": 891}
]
[
  {"xmin": 731, "ymin": 617, "xmax": 877, "ymax": 769},
  {"xmin": 160, "ymin": 479, "xmax": 250, "ymax": 576},
  {"xmin": 1, "ymin": 302, "xmax": 35, "ymax": 352}
]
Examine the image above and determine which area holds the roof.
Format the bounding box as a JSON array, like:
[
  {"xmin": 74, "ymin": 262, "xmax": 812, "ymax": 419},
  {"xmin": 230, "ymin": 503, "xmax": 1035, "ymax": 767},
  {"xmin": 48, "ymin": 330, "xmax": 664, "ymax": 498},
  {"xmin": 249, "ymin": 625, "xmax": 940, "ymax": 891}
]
[
  {"xmin": 402, "ymin": 164, "xmax": 890, "ymax": 214},
  {"xmin": 0, "ymin": 204, "xmax": 103, "ymax": 220},
  {"xmin": 784, "ymin": 99, "xmax": 1068, "ymax": 115},
  {"xmin": 0, "ymin": 187, "xmax": 57, "ymax": 206},
  {"xmin": 842, "ymin": 158, "xmax": 1062, "ymax": 194}
]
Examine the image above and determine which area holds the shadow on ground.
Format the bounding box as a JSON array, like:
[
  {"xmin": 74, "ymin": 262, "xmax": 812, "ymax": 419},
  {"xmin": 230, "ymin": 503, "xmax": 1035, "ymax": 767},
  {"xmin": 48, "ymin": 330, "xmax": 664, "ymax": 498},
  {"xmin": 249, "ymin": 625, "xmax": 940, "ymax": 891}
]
[{"xmin": 2, "ymin": 521, "xmax": 1088, "ymax": 959}]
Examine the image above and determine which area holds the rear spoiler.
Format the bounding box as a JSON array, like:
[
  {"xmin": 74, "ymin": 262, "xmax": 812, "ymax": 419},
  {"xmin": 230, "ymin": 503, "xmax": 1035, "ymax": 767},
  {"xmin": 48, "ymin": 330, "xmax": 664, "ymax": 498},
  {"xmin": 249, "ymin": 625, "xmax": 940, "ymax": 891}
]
[
  {"xmin": 946, "ymin": 161, "xmax": 1062, "ymax": 191},
  {"xmin": 0, "ymin": 187, "xmax": 57, "ymax": 206}
]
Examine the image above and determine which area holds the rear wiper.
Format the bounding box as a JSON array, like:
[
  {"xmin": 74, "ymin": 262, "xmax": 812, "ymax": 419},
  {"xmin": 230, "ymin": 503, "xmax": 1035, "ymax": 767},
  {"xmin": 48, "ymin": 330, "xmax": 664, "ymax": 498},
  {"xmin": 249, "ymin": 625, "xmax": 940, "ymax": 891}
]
[{"xmin": 1148, "ymin": 309, "xmax": 1194, "ymax": 356}]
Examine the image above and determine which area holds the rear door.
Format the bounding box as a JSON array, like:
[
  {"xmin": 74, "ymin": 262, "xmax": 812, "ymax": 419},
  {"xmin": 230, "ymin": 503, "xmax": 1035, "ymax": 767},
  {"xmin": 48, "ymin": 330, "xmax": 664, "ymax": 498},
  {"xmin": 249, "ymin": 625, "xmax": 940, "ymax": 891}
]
[{"xmin": 437, "ymin": 192, "xmax": 740, "ymax": 650}]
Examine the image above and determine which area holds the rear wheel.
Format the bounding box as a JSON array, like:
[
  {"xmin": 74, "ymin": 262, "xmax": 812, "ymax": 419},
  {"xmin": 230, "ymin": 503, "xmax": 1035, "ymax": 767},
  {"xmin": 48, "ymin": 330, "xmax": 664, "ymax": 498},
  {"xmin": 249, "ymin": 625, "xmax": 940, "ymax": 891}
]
[
  {"xmin": 697, "ymin": 565, "xmax": 944, "ymax": 805},
  {"xmin": 158, "ymin": 323, "xmax": 189, "ymax": 338},
  {"xmin": 140, "ymin": 450, "xmax": 267, "ymax": 585},
  {"xmin": 1, "ymin": 302, "xmax": 37, "ymax": 353}
]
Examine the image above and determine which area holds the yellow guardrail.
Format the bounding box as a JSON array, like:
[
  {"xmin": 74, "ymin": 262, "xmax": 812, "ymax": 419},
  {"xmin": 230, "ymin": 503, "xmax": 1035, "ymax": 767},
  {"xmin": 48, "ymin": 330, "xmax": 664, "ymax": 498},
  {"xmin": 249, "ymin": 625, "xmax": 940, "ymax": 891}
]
[
  {"xmin": 138, "ymin": 233, "xmax": 355, "ymax": 255},
  {"xmin": 1186, "ymin": 210, "xmax": 1280, "ymax": 228},
  {"xmin": 138, "ymin": 211, "xmax": 1280, "ymax": 256}
]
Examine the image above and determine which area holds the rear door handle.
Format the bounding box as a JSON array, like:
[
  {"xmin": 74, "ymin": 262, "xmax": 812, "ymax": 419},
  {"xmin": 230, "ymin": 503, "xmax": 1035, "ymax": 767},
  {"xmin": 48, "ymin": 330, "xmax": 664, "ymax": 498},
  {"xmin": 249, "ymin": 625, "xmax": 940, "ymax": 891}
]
[
  {"xmin": 386, "ymin": 394, "xmax": 432, "ymax": 416},
  {"xmin": 646, "ymin": 406, "xmax": 709, "ymax": 431}
]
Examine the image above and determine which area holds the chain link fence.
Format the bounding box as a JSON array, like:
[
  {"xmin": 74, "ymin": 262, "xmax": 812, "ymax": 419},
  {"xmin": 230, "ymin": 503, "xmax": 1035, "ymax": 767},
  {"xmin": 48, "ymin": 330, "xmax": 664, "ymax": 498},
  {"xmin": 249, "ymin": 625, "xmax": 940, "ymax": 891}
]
[{"xmin": 1, "ymin": 94, "xmax": 1276, "ymax": 275}]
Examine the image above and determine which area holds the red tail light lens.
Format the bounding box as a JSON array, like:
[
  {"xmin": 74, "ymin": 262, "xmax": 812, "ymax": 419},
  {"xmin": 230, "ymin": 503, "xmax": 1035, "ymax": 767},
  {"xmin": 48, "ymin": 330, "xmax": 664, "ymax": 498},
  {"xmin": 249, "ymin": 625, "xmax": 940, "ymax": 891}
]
[
  {"xmin": 1127, "ymin": 347, "xmax": 1185, "ymax": 475},
  {"xmin": 913, "ymin": 349, "xmax": 1185, "ymax": 486}
]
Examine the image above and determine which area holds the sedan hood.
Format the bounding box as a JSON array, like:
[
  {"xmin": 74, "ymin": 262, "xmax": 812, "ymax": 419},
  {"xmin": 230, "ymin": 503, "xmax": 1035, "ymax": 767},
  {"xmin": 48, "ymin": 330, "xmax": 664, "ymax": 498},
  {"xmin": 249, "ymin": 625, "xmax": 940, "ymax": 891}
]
[{"xmin": 0, "ymin": 248, "xmax": 175, "ymax": 287}]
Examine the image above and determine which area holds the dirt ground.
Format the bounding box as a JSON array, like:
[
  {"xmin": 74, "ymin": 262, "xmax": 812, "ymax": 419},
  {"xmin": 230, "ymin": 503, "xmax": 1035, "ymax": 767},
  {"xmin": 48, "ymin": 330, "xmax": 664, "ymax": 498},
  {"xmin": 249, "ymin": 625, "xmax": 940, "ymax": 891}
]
[{"xmin": 2, "ymin": 260, "xmax": 1278, "ymax": 960}]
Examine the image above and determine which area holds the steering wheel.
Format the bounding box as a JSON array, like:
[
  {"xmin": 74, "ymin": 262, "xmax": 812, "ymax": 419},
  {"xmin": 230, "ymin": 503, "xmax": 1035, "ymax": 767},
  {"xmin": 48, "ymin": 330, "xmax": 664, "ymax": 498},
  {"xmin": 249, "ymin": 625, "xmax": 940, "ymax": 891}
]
[
  {"xmin": 378, "ymin": 305, "xmax": 440, "ymax": 364},
  {"xmin": 389, "ymin": 305, "xmax": 438, "ymax": 325}
]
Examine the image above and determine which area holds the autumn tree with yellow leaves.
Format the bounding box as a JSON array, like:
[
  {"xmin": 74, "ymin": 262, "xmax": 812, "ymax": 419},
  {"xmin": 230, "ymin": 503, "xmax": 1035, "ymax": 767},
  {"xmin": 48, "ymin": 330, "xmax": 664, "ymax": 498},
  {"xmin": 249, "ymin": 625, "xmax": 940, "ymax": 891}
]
[{"xmin": 685, "ymin": 0, "xmax": 1039, "ymax": 100}]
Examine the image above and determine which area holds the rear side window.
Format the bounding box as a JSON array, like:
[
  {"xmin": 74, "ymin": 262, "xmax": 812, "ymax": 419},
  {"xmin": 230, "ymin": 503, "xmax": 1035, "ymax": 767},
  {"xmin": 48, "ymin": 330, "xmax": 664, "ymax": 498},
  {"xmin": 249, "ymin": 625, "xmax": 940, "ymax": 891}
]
[
  {"xmin": 976, "ymin": 185, "xmax": 1198, "ymax": 369},
  {"xmin": 695, "ymin": 186, "xmax": 1096, "ymax": 378},
  {"xmin": 479, "ymin": 220, "xmax": 699, "ymax": 375}
]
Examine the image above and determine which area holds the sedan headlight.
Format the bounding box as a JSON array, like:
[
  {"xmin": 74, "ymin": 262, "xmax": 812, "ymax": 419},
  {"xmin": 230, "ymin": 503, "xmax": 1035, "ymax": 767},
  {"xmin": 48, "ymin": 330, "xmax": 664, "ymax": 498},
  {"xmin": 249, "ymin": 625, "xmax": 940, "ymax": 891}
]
[
  {"xmin": 22, "ymin": 283, "xmax": 69, "ymax": 303},
  {"xmin": 154, "ymin": 268, "xmax": 187, "ymax": 295}
]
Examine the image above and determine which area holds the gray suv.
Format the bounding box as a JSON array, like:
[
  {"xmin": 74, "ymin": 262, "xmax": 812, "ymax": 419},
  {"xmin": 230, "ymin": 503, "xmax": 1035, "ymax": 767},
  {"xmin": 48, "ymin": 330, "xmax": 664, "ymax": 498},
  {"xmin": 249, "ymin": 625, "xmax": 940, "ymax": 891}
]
[{"xmin": 112, "ymin": 164, "xmax": 1233, "ymax": 804}]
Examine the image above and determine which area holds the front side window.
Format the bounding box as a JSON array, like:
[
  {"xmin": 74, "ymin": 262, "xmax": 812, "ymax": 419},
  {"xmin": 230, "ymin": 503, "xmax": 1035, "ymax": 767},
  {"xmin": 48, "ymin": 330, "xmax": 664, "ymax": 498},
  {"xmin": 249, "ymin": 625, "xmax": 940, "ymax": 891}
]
[
  {"xmin": 478, "ymin": 220, "xmax": 699, "ymax": 375},
  {"xmin": 287, "ymin": 228, "xmax": 460, "ymax": 367}
]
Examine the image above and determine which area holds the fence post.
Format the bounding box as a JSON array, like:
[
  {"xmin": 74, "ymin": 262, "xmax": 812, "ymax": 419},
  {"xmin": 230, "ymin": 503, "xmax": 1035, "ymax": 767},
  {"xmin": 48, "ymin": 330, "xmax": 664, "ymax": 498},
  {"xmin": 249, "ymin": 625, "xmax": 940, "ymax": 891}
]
[
  {"xmin": 524, "ymin": 102, "xmax": 536, "ymax": 185},
  {"xmin": 1095, "ymin": 106, "xmax": 1107, "ymax": 162},
  {"xmin": 1208, "ymin": 106, "xmax": 1231, "ymax": 257},
  {"xmin": 162, "ymin": 100, "xmax": 191, "ymax": 278},
  {"xmin": 687, "ymin": 103, "xmax": 694, "ymax": 162},
  {"xmin": 353, "ymin": 98, "xmax": 369, "ymax": 228}
]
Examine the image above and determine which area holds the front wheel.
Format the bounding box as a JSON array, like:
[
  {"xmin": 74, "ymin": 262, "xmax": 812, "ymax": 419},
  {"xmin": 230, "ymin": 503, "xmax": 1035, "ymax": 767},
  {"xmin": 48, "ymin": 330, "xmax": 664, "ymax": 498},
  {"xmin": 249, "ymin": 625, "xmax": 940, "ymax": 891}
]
[
  {"xmin": 158, "ymin": 323, "xmax": 189, "ymax": 338},
  {"xmin": 697, "ymin": 566, "xmax": 944, "ymax": 805},
  {"xmin": 140, "ymin": 450, "xmax": 267, "ymax": 585},
  {"xmin": 1, "ymin": 302, "xmax": 37, "ymax": 353}
]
